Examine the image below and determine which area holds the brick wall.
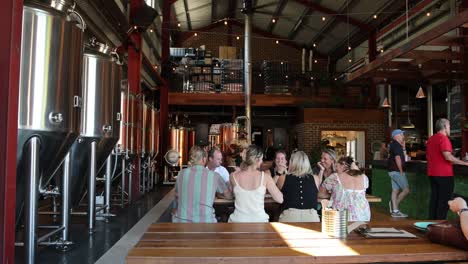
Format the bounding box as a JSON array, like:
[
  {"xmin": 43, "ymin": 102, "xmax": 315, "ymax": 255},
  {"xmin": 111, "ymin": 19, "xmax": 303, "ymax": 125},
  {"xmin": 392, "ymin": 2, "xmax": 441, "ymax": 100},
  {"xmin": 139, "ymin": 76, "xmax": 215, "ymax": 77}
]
[
  {"xmin": 295, "ymin": 121, "xmax": 385, "ymax": 164},
  {"xmin": 179, "ymin": 24, "xmax": 304, "ymax": 71}
]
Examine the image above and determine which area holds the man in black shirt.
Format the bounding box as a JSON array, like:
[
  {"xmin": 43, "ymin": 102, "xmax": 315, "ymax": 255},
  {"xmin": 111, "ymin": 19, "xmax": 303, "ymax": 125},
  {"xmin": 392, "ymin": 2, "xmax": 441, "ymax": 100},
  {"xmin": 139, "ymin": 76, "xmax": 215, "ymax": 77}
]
[{"xmin": 388, "ymin": 129, "xmax": 410, "ymax": 217}]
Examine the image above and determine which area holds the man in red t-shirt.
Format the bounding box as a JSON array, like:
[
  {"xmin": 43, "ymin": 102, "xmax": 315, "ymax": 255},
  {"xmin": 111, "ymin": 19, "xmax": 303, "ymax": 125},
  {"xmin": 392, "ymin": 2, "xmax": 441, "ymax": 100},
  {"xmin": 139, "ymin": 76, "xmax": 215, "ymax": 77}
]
[{"xmin": 426, "ymin": 118, "xmax": 468, "ymax": 219}]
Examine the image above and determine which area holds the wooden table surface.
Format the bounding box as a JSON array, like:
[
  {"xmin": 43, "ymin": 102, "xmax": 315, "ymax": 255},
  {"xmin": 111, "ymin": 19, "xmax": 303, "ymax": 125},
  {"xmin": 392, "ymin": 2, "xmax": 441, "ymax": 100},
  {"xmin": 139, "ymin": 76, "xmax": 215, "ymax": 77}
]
[
  {"xmin": 127, "ymin": 220, "xmax": 468, "ymax": 263},
  {"xmin": 214, "ymin": 194, "xmax": 382, "ymax": 205}
]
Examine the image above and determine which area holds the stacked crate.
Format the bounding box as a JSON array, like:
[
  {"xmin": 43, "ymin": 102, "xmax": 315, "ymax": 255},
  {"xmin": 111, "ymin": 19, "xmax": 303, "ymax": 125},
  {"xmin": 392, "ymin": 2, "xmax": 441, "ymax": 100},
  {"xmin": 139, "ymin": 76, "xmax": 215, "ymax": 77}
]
[
  {"xmin": 221, "ymin": 59, "xmax": 243, "ymax": 93},
  {"xmin": 261, "ymin": 60, "xmax": 290, "ymax": 94}
]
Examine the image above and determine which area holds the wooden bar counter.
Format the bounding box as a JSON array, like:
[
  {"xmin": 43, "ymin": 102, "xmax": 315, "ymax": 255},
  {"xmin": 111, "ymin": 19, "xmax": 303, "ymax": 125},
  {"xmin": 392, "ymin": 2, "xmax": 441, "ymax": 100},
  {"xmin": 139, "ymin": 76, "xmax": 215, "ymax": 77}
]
[{"xmin": 127, "ymin": 220, "xmax": 468, "ymax": 263}]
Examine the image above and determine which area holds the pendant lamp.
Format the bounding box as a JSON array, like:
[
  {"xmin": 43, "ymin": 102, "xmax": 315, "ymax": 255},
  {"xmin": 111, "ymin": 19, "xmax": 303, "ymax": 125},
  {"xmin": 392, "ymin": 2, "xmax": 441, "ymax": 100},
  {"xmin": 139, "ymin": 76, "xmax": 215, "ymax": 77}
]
[
  {"xmin": 381, "ymin": 97, "xmax": 391, "ymax": 108},
  {"xmin": 416, "ymin": 86, "xmax": 426, "ymax": 98}
]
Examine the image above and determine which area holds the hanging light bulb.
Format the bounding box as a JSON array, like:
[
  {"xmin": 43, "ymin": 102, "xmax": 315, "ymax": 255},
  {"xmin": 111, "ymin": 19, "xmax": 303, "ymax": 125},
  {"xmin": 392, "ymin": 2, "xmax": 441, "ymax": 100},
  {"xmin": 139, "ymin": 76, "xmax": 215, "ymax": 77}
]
[
  {"xmin": 322, "ymin": 16, "xmax": 326, "ymax": 21},
  {"xmin": 373, "ymin": 14, "xmax": 378, "ymax": 19},
  {"xmin": 381, "ymin": 97, "xmax": 391, "ymax": 108},
  {"xmin": 272, "ymin": 18, "xmax": 276, "ymax": 23},
  {"xmin": 194, "ymin": 32, "xmax": 198, "ymax": 37},
  {"xmin": 177, "ymin": 22, "xmax": 181, "ymax": 27},
  {"xmin": 275, "ymin": 40, "xmax": 279, "ymax": 44},
  {"xmin": 224, "ymin": 20, "xmax": 228, "ymax": 25},
  {"xmin": 348, "ymin": 46, "xmax": 352, "ymax": 51},
  {"xmin": 236, "ymin": 36, "xmax": 240, "ymax": 40},
  {"xmin": 348, "ymin": 58, "xmax": 352, "ymax": 63},
  {"xmin": 313, "ymin": 43, "xmax": 317, "ymax": 47},
  {"xmin": 416, "ymin": 86, "xmax": 426, "ymax": 98}
]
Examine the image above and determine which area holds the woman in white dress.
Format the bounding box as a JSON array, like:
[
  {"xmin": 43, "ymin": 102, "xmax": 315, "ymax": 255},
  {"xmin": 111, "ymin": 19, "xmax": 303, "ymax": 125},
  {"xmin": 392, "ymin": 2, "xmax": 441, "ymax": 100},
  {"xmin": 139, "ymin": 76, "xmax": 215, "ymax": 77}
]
[{"xmin": 229, "ymin": 145, "xmax": 283, "ymax": 222}]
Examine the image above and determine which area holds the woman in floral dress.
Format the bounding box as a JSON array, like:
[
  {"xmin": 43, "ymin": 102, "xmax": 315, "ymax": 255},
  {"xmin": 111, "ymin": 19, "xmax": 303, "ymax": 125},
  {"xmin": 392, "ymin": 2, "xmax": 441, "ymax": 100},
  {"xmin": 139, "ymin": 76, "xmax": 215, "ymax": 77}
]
[{"xmin": 318, "ymin": 156, "xmax": 370, "ymax": 221}]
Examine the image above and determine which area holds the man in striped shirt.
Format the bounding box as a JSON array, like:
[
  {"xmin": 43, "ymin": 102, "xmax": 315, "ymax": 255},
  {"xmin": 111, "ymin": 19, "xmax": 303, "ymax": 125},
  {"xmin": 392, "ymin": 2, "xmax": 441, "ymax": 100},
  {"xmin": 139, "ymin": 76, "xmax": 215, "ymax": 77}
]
[{"xmin": 172, "ymin": 145, "xmax": 233, "ymax": 223}]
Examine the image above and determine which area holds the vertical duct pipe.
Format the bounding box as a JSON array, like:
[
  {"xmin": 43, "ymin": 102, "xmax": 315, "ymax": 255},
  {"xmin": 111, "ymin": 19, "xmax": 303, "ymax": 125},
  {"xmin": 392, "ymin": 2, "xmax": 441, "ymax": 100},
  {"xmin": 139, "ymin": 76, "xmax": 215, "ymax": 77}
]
[
  {"xmin": 61, "ymin": 152, "xmax": 71, "ymax": 242},
  {"xmin": 129, "ymin": 160, "xmax": 133, "ymax": 203},
  {"xmin": 88, "ymin": 141, "xmax": 97, "ymax": 233},
  {"xmin": 121, "ymin": 158, "xmax": 126, "ymax": 208},
  {"xmin": 301, "ymin": 48, "xmax": 306, "ymax": 74},
  {"xmin": 147, "ymin": 156, "xmax": 151, "ymax": 191},
  {"xmin": 244, "ymin": 13, "xmax": 252, "ymax": 144},
  {"xmin": 25, "ymin": 137, "xmax": 40, "ymax": 264},
  {"xmin": 309, "ymin": 50, "xmax": 313, "ymax": 71},
  {"xmin": 141, "ymin": 157, "xmax": 145, "ymax": 193},
  {"xmin": 105, "ymin": 155, "xmax": 112, "ymax": 217},
  {"xmin": 427, "ymin": 85, "xmax": 433, "ymax": 136}
]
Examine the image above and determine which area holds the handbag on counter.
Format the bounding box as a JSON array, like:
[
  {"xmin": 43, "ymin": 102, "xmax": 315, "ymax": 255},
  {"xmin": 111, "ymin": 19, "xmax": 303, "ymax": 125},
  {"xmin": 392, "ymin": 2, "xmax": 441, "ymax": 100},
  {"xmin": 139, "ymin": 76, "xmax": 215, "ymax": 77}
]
[{"xmin": 426, "ymin": 220, "xmax": 468, "ymax": 250}]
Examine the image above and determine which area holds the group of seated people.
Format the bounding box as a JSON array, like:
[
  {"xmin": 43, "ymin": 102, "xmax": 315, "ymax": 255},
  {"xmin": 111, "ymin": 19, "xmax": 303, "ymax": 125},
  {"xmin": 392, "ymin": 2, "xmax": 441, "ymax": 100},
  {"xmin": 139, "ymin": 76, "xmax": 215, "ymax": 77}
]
[{"xmin": 172, "ymin": 144, "xmax": 371, "ymax": 223}]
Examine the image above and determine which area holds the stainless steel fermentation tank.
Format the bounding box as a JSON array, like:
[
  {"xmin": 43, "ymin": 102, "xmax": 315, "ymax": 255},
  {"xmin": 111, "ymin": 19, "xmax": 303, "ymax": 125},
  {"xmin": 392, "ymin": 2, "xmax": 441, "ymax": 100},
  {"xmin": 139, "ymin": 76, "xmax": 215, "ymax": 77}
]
[
  {"xmin": 141, "ymin": 103, "xmax": 160, "ymax": 192},
  {"xmin": 16, "ymin": 1, "xmax": 85, "ymax": 263},
  {"xmin": 67, "ymin": 39, "xmax": 122, "ymax": 234}
]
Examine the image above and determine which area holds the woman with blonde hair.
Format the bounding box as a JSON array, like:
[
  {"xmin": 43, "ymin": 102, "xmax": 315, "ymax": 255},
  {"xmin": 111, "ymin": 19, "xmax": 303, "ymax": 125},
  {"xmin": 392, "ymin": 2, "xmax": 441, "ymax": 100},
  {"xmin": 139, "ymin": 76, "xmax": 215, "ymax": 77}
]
[
  {"xmin": 314, "ymin": 148, "xmax": 337, "ymax": 183},
  {"xmin": 276, "ymin": 151, "xmax": 321, "ymax": 222},
  {"xmin": 229, "ymin": 145, "xmax": 283, "ymax": 222},
  {"xmin": 319, "ymin": 156, "xmax": 370, "ymax": 221}
]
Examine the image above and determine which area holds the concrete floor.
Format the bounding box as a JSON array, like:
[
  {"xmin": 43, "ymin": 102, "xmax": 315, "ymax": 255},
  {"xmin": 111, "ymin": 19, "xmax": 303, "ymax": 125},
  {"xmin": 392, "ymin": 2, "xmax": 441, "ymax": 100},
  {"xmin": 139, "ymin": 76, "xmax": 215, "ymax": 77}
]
[{"xmin": 15, "ymin": 185, "xmax": 172, "ymax": 264}]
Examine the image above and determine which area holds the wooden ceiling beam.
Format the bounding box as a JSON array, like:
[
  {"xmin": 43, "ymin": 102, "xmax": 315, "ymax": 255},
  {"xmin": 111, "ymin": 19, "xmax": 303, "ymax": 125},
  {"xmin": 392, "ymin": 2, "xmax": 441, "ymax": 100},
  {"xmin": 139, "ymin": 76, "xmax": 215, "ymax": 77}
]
[
  {"xmin": 403, "ymin": 50, "xmax": 462, "ymax": 62},
  {"xmin": 345, "ymin": 8, "xmax": 468, "ymax": 83},
  {"xmin": 426, "ymin": 36, "xmax": 467, "ymax": 46}
]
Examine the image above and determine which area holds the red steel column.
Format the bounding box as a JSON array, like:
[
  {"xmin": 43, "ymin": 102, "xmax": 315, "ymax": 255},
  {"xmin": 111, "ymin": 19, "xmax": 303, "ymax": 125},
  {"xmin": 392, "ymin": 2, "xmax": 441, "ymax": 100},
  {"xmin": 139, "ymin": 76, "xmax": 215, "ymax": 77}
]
[
  {"xmin": 129, "ymin": 0, "xmax": 143, "ymax": 201},
  {"xmin": 462, "ymin": 0, "xmax": 468, "ymax": 155},
  {"xmin": 0, "ymin": 0, "xmax": 22, "ymax": 262},
  {"xmin": 160, "ymin": 0, "xmax": 170, "ymax": 161}
]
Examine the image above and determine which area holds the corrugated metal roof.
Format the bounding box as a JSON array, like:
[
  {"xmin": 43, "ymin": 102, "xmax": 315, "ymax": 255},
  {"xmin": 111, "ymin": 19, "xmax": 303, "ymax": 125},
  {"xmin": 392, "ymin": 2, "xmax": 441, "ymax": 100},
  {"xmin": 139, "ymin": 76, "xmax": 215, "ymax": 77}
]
[{"xmin": 172, "ymin": 0, "xmax": 403, "ymax": 55}]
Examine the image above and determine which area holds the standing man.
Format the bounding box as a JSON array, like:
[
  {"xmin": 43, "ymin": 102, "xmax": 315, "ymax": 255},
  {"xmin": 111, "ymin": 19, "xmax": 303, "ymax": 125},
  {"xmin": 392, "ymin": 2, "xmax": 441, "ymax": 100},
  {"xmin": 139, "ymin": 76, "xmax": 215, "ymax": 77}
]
[
  {"xmin": 426, "ymin": 118, "xmax": 468, "ymax": 220},
  {"xmin": 206, "ymin": 148, "xmax": 230, "ymax": 183},
  {"xmin": 172, "ymin": 146, "xmax": 232, "ymax": 223},
  {"xmin": 388, "ymin": 129, "xmax": 410, "ymax": 217}
]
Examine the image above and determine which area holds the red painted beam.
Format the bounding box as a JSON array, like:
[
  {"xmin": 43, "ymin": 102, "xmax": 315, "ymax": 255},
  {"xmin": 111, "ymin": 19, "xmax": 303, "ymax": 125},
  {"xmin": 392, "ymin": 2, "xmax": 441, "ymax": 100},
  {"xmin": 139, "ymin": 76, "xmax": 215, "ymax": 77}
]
[
  {"xmin": 462, "ymin": 0, "xmax": 468, "ymax": 156},
  {"xmin": 0, "ymin": 0, "xmax": 21, "ymax": 262},
  {"xmin": 293, "ymin": 0, "xmax": 371, "ymax": 31},
  {"xmin": 142, "ymin": 54, "xmax": 165, "ymax": 86},
  {"xmin": 376, "ymin": 0, "xmax": 433, "ymax": 39},
  {"xmin": 129, "ymin": 0, "xmax": 144, "ymax": 201},
  {"xmin": 160, "ymin": 0, "xmax": 170, "ymax": 161},
  {"xmin": 346, "ymin": 8, "xmax": 468, "ymax": 83}
]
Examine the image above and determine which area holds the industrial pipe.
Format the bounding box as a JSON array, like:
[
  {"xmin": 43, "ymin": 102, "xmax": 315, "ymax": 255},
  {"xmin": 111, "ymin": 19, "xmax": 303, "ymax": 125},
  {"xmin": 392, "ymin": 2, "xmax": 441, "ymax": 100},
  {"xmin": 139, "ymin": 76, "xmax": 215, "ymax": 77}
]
[
  {"xmin": 121, "ymin": 157, "xmax": 126, "ymax": 208},
  {"xmin": 128, "ymin": 161, "xmax": 133, "ymax": 203},
  {"xmin": 25, "ymin": 137, "xmax": 40, "ymax": 264},
  {"xmin": 88, "ymin": 141, "xmax": 97, "ymax": 233},
  {"xmin": 105, "ymin": 155, "xmax": 112, "ymax": 218},
  {"xmin": 61, "ymin": 152, "xmax": 71, "ymax": 242},
  {"xmin": 244, "ymin": 12, "xmax": 252, "ymax": 144},
  {"xmin": 427, "ymin": 85, "xmax": 433, "ymax": 136}
]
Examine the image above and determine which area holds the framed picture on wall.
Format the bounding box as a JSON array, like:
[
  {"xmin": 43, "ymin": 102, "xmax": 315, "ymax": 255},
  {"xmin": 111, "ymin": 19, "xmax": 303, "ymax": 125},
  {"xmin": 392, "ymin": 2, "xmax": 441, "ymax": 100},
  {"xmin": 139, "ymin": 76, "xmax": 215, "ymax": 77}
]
[{"xmin": 448, "ymin": 86, "xmax": 462, "ymax": 134}]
